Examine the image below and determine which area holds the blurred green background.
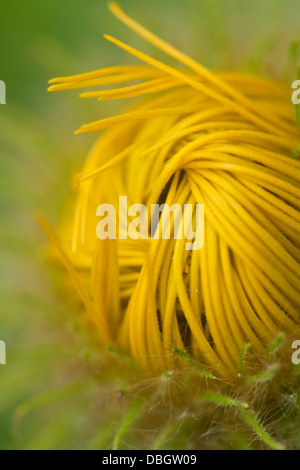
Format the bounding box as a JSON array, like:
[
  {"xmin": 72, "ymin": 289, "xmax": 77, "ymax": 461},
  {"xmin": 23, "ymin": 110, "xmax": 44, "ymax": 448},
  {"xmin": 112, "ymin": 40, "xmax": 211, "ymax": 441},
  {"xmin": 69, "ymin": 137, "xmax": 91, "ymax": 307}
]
[{"xmin": 0, "ymin": 0, "xmax": 300, "ymax": 450}]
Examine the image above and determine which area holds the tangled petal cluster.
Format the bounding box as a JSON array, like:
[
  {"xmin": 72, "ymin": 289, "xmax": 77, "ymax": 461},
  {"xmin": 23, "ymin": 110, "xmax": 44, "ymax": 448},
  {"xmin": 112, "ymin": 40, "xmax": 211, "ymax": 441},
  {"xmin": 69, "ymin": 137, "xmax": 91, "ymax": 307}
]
[{"xmin": 45, "ymin": 3, "xmax": 300, "ymax": 377}]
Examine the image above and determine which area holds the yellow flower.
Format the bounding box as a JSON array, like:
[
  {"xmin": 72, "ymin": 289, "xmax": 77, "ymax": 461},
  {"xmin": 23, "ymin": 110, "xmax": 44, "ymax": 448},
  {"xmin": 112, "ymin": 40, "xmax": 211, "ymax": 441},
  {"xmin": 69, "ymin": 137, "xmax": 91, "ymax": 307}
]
[{"xmin": 43, "ymin": 2, "xmax": 300, "ymax": 379}]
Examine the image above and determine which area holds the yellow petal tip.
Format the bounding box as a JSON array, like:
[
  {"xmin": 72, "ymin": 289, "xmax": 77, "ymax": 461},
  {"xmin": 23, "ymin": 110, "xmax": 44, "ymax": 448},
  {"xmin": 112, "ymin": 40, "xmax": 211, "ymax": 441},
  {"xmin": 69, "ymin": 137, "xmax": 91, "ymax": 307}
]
[{"xmin": 108, "ymin": 2, "xmax": 121, "ymax": 13}]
